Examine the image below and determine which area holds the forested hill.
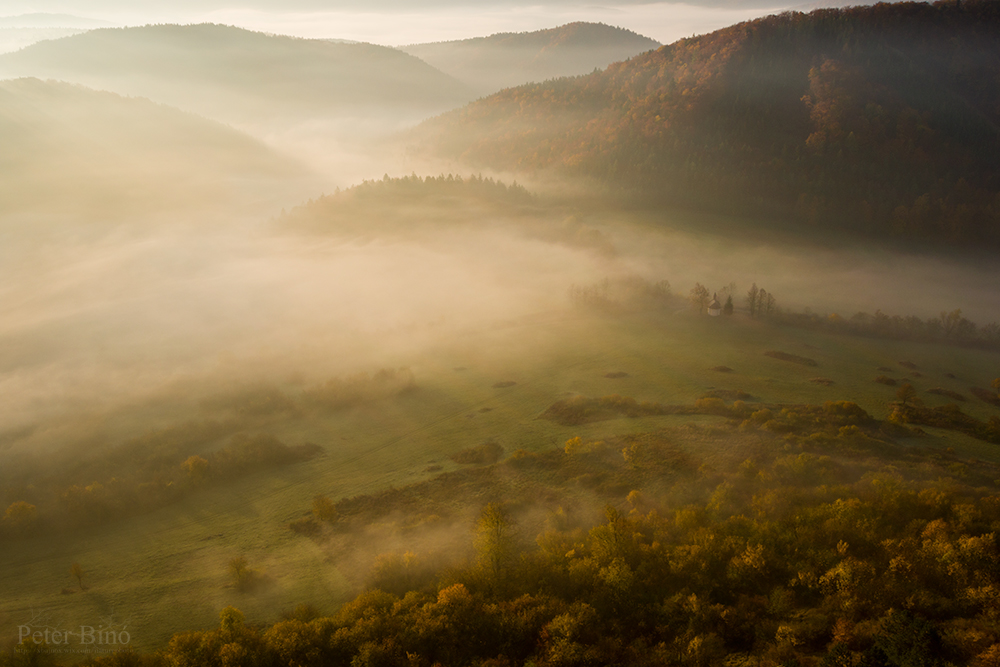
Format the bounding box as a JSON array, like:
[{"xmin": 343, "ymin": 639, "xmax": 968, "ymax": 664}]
[
  {"xmin": 0, "ymin": 24, "xmax": 472, "ymax": 121},
  {"xmin": 418, "ymin": 0, "xmax": 1000, "ymax": 245},
  {"xmin": 401, "ymin": 22, "xmax": 660, "ymax": 94}
]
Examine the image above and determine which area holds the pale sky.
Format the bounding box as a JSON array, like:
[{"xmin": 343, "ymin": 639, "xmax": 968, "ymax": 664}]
[{"xmin": 2, "ymin": 2, "xmax": 793, "ymax": 46}]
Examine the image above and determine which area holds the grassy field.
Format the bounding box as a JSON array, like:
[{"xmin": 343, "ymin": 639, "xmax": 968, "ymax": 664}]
[{"xmin": 1, "ymin": 304, "xmax": 998, "ymax": 653}]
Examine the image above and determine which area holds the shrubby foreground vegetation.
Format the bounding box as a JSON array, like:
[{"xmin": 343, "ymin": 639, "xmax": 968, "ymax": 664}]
[{"xmin": 25, "ymin": 386, "xmax": 1000, "ymax": 666}]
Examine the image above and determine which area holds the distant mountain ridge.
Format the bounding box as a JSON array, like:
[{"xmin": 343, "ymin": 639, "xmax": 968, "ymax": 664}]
[
  {"xmin": 0, "ymin": 23, "xmax": 472, "ymax": 122},
  {"xmin": 417, "ymin": 0, "xmax": 1000, "ymax": 245},
  {"xmin": 0, "ymin": 13, "xmax": 113, "ymax": 28},
  {"xmin": 0, "ymin": 27, "xmax": 87, "ymax": 55},
  {"xmin": 401, "ymin": 22, "xmax": 660, "ymax": 94},
  {"xmin": 0, "ymin": 12, "xmax": 107, "ymax": 55}
]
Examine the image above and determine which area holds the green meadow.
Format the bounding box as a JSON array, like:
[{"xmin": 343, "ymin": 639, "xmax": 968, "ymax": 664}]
[{"xmin": 2, "ymin": 303, "xmax": 998, "ymax": 651}]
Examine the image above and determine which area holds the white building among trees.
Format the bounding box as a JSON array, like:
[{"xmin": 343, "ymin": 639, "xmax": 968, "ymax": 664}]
[{"xmin": 708, "ymin": 293, "xmax": 722, "ymax": 317}]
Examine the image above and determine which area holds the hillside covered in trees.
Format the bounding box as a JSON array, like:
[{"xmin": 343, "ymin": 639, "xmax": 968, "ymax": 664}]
[
  {"xmin": 418, "ymin": 0, "xmax": 1000, "ymax": 245},
  {"xmin": 401, "ymin": 22, "xmax": 660, "ymax": 95},
  {"xmin": 277, "ymin": 174, "xmax": 535, "ymax": 234},
  {"xmin": 275, "ymin": 174, "xmax": 618, "ymax": 254}
]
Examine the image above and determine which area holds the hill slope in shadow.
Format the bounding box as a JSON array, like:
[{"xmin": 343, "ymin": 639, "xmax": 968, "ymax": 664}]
[{"xmin": 416, "ymin": 0, "xmax": 1000, "ymax": 247}]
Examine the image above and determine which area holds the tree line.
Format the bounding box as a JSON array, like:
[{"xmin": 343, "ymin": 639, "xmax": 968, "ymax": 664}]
[
  {"xmin": 777, "ymin": 307, "xmax": 1000, "ymax": 350},
  {"xmin": 278, "ymin": 173, "xmax": 537, "ymax": 234},
  {"xmin": 605, "ymin": 274, "xmax": 1000, "ymax": 353}
]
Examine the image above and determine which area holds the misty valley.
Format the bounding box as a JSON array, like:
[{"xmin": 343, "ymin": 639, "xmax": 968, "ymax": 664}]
[{"xmin": 2, "ymin": 2, "xmax": 1000, "ymax": 666}]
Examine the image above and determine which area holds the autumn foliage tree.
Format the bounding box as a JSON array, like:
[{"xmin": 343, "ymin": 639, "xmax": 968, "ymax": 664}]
[
  {"xmin": 70, "ymin": 562, "xmax": 85, "ymax": 591},
  {"xmin": 228, "ymin": 556, "xmax": 260, "ymax": 592},
  {"xmin": 474, "ymin": 502, "xmax": 518, "ymax": 588},
  {"xmin": 747, "ymin": 283, "xmax": 760, "ymax": 318},
  {"xmin": 896, "ymin": 382, "xmax": 919, "ymax": 407},
  {"xmin": 2, "ymin": 501, "xmax": 37, "ymax": 533},
  {"xmin": 311, "ymin": 495, "xmax": 338, "ymax": 523},
  {"xmin": 181, "ymin": 455, "xmax": 209, "ymax": 481},
  {"xmin": 745, "ymin": 283, "xmax": 776, "ymax": 319},
  {"xmin": 689, "ymin": 283, "xmax": 710, "ymax": 313}
]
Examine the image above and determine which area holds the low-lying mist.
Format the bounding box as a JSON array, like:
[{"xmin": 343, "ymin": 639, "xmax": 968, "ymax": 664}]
[
  {"xmin": 4, "ymin": 9, "xmax": 1000, "ymax": 661},
  {"xmin": 3, "ymin": 99, "xmax": 1000, "ymax": 654},
  {"xmin": 0, "ymin": 201, "xmax": 607, "ymax": 460},
  {"xmin": 2, "ymin": 64, "xmax": 998, "ymax": 504},
  {"xmin": 4, "ymin": 168, "xmax": 999, "ymax": 468},
  {"xmin": 605, "ymin": 209, "xmax": 1000, "ymax": 323}
]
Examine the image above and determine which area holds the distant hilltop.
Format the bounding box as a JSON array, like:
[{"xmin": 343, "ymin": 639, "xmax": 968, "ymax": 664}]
[
  {"xmin": 401, "ymin": 22, "xmax": 660, "ymax": 95},
  {"xmin": 0, "ymin": 23, "xmax": 472, "ymax": 122}
]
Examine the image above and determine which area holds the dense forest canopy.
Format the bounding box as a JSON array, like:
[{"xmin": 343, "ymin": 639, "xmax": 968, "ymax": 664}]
[{"xmin": 418, "ymin": 0, "xmax": 1000, "ymax": 245}]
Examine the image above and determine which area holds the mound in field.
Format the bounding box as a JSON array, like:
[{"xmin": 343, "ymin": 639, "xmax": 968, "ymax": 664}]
[
  {"xmin": 875, "ymin": 376, "xmax": 898, "ymax": 386},
  {"xmin": 711, "ymin": 366, "xmax": 733, "ymax": 373},
  {"xmin": 702, "ymin": 389, "xmax": 753, "ymax": 401},
  {"xmin": 451, "ymin": 441, "xmax": 504, "ymax": 465},
  {"xmin": 764, "ymin": 351, "xmax": 818, "ymax": 367},
  {"xmin": 539, "ymin": 395, "xmax": 674, "ymax": 425},
  {"xmin": 928, "ymin": 388, "xmax": 966, "ymax": 402},
  {"xmin": 810, "ymin": 377, "xmax": 835, "ymax": 386},
  {"xmin": 971, "ymin": 387, "xmax": 1000, "ymax": 408}
]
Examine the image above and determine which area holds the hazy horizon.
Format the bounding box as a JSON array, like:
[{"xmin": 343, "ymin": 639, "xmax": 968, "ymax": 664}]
[{"xmin": 1, "ymin": 2, "xmax": 793, "ymax": 47}]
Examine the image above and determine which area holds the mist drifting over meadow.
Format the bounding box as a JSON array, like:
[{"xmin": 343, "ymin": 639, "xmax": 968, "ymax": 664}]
[{"xmin": 2, "ymin": 2, "xmax": 1000, "ymax": 662}]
